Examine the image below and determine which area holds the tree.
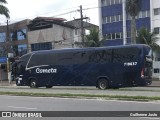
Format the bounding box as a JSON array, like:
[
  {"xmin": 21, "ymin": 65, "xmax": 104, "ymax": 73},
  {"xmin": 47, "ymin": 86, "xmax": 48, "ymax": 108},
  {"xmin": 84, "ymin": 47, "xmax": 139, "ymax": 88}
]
[
  {"xmin": 84, "ymin": 27, "xmax": 100, "ymax": 47},
  {"xmin": 137, "ymin": 27, "xmax": 160, "ymax": 51},
  {"xmin": 0, "ymin": 0, "xmax": 10, "ymax": 18},
  {"xmin": 126, "ymin": 0, "xmax": 139, "ymax": 44},
  {"xmin": 75, "ymin": 27, "xmax": 100, "ymax": 47}
]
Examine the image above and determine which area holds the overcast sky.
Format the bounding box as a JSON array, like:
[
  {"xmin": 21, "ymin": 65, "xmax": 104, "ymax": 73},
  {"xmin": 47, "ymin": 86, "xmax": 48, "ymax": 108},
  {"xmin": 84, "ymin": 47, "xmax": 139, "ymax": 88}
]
[{"xmin": 0, "ymin": 0, "xmax": 99, "ymax": 26}]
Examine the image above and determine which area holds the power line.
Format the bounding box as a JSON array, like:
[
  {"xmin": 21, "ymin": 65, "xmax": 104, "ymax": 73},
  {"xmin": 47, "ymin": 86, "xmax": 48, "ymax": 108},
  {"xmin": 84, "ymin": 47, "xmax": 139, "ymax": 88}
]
[{"xmin": 6, "ymin": 4, "xmax": 99, "ymax": 24}]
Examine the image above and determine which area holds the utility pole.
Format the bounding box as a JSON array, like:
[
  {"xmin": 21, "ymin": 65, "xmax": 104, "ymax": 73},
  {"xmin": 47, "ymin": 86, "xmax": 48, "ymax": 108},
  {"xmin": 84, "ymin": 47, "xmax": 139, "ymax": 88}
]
[
  {"xmin": 80, "ymin": 5, "xmax": 84, "ymax": 46},
  {"xmin": 6, "ymin": 20, "xmax": 9, "ymax": 52},
  {"xmin": 6, "ymin": 20, "xmax": 10, "ymax": 84},
  {"xmin": 77, "ymin": 5, "xmax": 89, "ymax": 47}
]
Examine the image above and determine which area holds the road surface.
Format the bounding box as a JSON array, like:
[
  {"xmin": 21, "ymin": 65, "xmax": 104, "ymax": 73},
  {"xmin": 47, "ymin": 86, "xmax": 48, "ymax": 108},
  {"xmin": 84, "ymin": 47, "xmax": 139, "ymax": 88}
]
[{"xmin": 0, "ymin": 95, "xmax": 160, "ymax": 120}]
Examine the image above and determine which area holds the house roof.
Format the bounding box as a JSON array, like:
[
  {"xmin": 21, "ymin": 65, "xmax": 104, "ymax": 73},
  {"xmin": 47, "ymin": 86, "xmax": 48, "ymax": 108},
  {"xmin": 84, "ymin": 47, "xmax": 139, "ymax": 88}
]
[
  {"xmin": 28, "ymin": 17, "xmax": 74, "ymax": 31},
  {"xmin": 33, "ymin": 17, "xmax": 67, "ymax": 22}
]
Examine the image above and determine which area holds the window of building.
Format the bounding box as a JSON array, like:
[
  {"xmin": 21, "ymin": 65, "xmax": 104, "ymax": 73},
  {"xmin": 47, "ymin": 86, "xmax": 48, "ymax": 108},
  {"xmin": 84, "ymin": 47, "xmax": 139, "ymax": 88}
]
[
  {"xmin": 111, "ymin": 0, "xmax": 115, "ymax": 5},
  {"xmin": 17, "ymin": 29, "xmax": 27, "ymax": 40},
  {"xmin": 106, "ymin": 0, "xmax": 111, "ymax": 6},
  {"xmin": 75, "ymin": 29, "xmax": 78, "ymax": 35},
  {"xmin": 116, "ymin": 33, "xmax": 121, "ymax": 39},
  {"xmin": 154, "ymin": 27, "xmax": 160, "ymax": 34},
  {"xmin": 154, "ymin": 8, "xmax": 160, "ymax": 15},
  {"xmin": 154, "ymin": 68, "xmax": 159, "ymax": 73},
  {"xmin": 155, "ymin": 57, "xmax": 160, "ymax": 61},
  {"xmin": 0, "ymin": 32, "xmax": 6, "ymax": 42},
  {"xmin": 107, "ymin": 16, "xmax": 111, "ymax": 23},
  {"xmin": 104, "ymin": 14, "xmax": 122, "ymax": 23},
  {"xmin": 115, "ymin": 15, "xmax": 119, "ymax": 22},
  {"xmin": 101, "ymin": 0, "xmax": 106, "ymax": 6},
  {"xmin": 146, "ymin": 10, "xmax": 150, "ymax": 17},
  {"xmin": 138, "ymin": 12, "xmax": 142, "ymax": 18},
  {"xmin": 106, "ymin": 32, "xmax": 123, "ymax": 40},
  {"xmin": 106, "ymin": 34, "xmax": 112, "ymax": 39},
  {"xmin": 119, "ymin": 0, "xmax": 122, "ymax": 4},
  {"xmin": 119, "ymin": 15, "xmax": 123, "ymax": 21},
  {"xmin": 142, "ymin": 11, "xmax": 146, "ymax": 18},
  {"xmin": 127, "ymin": 32, "xmax": 131, "ymax": 38},
  {"xmin": 112, "ymin": 33, "xmax": 116, "ymax": 39},
  {"xmin": 31, "ymin": 42, "xmax": 52, "ymax": 51},
  {"xmin": 121, "ymin": 32, "xmax": 123, "ymax": 38},
  {"xmin": 115, "ymin": 0, "xmax": 119, "ymax": 4},
  {"xmin": 103, "ymin": 0, "xmax": 122, "ymax": 6},
  {"xmin": 111, "ymin": 16, "xmax": 116, "ymax": 22}
]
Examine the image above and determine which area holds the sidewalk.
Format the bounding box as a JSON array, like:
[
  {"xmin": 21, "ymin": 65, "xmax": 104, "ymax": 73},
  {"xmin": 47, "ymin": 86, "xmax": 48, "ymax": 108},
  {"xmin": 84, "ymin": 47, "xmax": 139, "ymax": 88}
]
[
  {"xmin": 0, "ymin": 81, "xmax": 16, "ymax": 86},
  {"xmin": 148, "ymin": 80, "xmax": 160, "ymax": 87},
  {"xmin": 0, "ymin": 80, "xmax": 160, "ymax": 87}
]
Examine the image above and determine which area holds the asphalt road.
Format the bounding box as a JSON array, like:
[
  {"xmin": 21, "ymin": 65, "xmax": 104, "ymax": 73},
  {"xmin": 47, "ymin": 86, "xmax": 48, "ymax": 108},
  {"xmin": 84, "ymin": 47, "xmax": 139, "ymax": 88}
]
[{"xmin": 0, "ymin": 95, "xmax": 160, "ymax": 120}]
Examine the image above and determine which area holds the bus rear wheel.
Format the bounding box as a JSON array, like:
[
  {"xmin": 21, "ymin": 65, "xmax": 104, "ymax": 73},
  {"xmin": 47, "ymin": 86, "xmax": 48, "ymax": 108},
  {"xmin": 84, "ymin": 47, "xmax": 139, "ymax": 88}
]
[
  {"xmin": 98, "ymin": 79, "xmax": 109, "ymax": 89},
  {"xmin": 30, "ymin": 79, "xmax": 37, "ymax": 88}
]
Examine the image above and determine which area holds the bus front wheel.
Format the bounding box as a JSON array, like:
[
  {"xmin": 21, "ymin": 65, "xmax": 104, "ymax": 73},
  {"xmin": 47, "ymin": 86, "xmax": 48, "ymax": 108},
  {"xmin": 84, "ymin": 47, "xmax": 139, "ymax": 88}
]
[
  {"xmin": 30, "ymin": 79, "xmax": 37, "ymax": 88},
  {"xmin": 98, "ymin": 79, "xmax": 109, "ymax": 89}
]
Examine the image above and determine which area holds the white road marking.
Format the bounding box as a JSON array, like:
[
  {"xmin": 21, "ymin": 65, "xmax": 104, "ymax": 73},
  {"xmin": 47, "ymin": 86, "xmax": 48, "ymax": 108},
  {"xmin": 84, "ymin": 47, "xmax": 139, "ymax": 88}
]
[
  {"xmin": 8, "ymin": 106, "xmax": 37, "ymax": 110},
  {"xmin": 140, "ymin": 117, "xmax": 160, "ymax": 120}
]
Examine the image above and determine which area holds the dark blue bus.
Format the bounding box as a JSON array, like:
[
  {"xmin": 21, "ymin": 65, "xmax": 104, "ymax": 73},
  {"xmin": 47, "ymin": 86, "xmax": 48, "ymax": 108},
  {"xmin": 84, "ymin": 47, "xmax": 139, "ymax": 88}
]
[{"xmin": 11, "ymin": 44, "xmax": 152, "ymax": 89}]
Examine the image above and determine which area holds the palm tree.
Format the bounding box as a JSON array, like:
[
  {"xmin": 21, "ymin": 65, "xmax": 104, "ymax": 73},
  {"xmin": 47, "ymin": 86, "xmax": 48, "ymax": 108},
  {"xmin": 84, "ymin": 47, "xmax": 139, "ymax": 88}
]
[
  {"xmin": 126, "ymin": 0, "xmax": 139, "ymax": 44},
  {"xmin": 75, "ymin": 27, "xmax": 100, "ymax": 47},
  {"xmin": 0, "ymin": 0, "xmax": 10, "ymax": 18},
  {"xmin": 137, "ymin": 27, "xmax": 160, "ymax": 51},
  {"xmin": 84, "ymin": 27, "xmax": 100, "ymax": 47}
]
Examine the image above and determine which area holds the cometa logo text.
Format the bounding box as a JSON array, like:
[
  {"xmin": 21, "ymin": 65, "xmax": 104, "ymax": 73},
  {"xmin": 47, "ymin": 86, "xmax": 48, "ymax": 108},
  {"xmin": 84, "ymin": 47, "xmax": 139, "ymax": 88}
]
[{"xmin": 36, "ymin": 68, "xmax": 57, "ymax": 73}]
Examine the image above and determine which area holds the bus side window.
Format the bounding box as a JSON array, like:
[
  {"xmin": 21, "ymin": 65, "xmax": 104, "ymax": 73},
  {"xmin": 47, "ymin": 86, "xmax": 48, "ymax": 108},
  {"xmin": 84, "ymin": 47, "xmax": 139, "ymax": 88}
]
[
  {"xmin": 113, "ymin": 48, "xmax": 139, "ymax": 63},
  {"xmin": 89, "ymin": 49, "xmax": 112, "ymax": 63},
  {"xmin": 74, "ymin": 51, "xmax": 92, "ymax": 64}
]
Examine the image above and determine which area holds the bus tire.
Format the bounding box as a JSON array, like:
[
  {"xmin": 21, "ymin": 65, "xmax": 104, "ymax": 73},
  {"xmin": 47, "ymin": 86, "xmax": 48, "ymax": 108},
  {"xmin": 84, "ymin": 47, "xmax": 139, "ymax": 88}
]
[
  {"xmin": 98, "ymin": 79, "xmax": 109, "ymax": 89},
  {"xmin": 46, "ymin": 86, "xmax": 53, "ymax": 88},
  {"xmin": 30, "ymin": 79, "xmax": 37, "ymax": 88}
]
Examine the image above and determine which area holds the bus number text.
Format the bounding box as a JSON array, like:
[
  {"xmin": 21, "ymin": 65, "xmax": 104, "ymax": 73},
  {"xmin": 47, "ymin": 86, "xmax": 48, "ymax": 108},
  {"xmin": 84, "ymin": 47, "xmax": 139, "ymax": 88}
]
[{"xmin": 124, "ymin": 62, "xmax": 137, "ymax": 66}]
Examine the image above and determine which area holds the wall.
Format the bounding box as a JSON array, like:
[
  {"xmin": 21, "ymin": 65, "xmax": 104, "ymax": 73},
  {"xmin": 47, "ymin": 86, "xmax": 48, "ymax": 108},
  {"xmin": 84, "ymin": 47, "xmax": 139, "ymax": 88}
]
[
  {"xmin": 28, "ymin": 24, "xmax": 74, "ymax": 50},
  {"xmin": 151, "ymin": 0, "xmax": 160, "ymax": 45},
  {"xmin": 153, "ymin": 61, "xmax": 160, "ymax": 79}
]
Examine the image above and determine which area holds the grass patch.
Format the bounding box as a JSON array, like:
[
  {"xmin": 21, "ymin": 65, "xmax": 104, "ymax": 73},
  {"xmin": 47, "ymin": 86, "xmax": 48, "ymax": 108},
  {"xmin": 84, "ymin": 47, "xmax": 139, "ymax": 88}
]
[{"xmin": 0, "ymin": 91, "xmax": 160, "ymax": 101}]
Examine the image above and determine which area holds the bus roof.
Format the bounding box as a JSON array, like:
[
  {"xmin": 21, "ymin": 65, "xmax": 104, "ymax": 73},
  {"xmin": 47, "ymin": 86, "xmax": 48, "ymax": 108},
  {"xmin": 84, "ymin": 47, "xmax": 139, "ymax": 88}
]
[{"xmin": 22, "ymin": 44, "xmax": 151, "ymax": 57}]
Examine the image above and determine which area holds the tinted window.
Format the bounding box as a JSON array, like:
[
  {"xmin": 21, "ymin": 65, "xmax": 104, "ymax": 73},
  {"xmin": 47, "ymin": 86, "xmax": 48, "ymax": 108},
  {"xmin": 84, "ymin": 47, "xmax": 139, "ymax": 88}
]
[
  {"xmin": 28, "ymin": 52, "xmax": 55, "ymax": 67},
  {"xmin": 20, "ymin": 53, "xmax": 31, "ymax": 61},
  {"xmin": 89, "ymin": 49, "xmax": 112, "ymax": 63},
  {"xmin": 28, "ymin": 51, "xmax": 77, "ymax": 67},
  {"xmin": 73, "ymin": 50, "xmax": 92, "ymax": 64},
  {"xmin": 20, "ymin": 53, "xmax": 32, "ymax": 67},
  {"xmin": 113, "ymin": 47, "xmax": 140, "ymax": 63},
  {"xmin": 55, "ymin": 52, "xmax": 75, "ymax": 65}
]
